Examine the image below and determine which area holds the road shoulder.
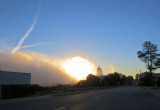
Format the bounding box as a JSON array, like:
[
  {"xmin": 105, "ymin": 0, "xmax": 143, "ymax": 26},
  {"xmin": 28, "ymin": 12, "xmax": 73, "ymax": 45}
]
[{"xmin": 140, "ymin": 86, "xmax": 160, "ymax": 99}]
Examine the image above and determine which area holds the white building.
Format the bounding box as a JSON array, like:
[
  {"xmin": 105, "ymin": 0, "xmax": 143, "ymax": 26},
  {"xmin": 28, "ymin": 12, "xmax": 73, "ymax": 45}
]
[
  {"xmin": 0, "ymin": 70, "xmax": 31, "ymax": 99},
  {"xmin": 0, "ymin": 70, "xmax": 31, "ymax": 85}
]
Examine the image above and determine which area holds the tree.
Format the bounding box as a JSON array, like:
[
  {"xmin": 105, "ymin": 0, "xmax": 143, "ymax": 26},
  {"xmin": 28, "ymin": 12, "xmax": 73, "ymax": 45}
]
[
  {"xmin": 137, "ymin": 41, "xmax": 158, "ymax": 85},
  {"xmin": 75, "ymin": 80, "xmax": 86, "ymax": 88},
  {"xmin": 104, "ymin": 72, "xmax": 126, "ymax": 86},
  {"xmin": 139, "ymin": 72, "xmax": 150, "ymax": 86},
  {"xmin": 86, "ymin": 74, "xmax": 100, "ymax": 87},
  {"xmin": 157, "ymin": 77, "xmax": 160, "ymax": 87},
  {"xmin": 126, "ymin": 76, "xmax": 134, "ymax": 85},
  {"xmin": 137, "ymin": 41, "xmax": 158, "ymax": 73},
  {"xmin": 155, "ymin": 54, "xmax": 160, "ymax": 68},
  {"xmin": 121, "ymin": 75, "xmax": 127, "ymax": 85}
]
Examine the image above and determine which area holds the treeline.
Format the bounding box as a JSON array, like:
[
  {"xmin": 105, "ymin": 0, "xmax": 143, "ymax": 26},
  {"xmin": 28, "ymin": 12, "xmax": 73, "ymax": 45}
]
[{"xmin": 75, "ymin": 72, "xmax": 133, "ymax": 87}]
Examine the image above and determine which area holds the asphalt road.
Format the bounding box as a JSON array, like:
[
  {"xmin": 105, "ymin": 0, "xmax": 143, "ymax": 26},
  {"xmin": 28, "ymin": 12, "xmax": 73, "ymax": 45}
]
[{"xmin": 0, "ymin": 86, "xmax": 160, "ymax": 110}]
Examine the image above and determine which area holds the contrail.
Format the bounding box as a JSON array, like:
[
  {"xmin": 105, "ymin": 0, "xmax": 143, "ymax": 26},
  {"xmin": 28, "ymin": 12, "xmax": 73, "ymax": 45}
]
[
  {"xmin": 21, "ymin": 42, "xmax": 51, "ymax": 49},
  {"xmin": 12, "ymin": 21, "xmax": 37, "ymax": 54},
  {"xmin": 12, "ymin": 1, "xmax": 42, "ymax": 54}
]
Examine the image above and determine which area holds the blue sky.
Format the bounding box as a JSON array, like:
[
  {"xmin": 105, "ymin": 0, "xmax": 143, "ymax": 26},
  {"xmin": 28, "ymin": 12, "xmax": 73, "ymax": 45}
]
[{"xmin": 0, "ymin": 0, "xmax": 160, "ymax": 75}]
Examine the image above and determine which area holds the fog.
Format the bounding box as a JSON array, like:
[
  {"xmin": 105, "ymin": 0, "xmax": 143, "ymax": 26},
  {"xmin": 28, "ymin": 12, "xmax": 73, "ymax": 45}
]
[{"xmin": 0, "ymin": 50, "xmax": 76, "ymax": 86}]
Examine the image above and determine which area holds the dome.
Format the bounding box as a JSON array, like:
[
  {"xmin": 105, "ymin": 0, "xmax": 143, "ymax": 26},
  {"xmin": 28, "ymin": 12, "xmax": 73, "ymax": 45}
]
[{"xmin": 96, "ymin": 65, "xmax": 103, "ymax": 76}]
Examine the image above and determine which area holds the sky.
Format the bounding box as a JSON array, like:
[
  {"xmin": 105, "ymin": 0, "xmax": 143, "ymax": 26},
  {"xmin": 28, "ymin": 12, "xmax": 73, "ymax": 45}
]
[{"xmin": 0, "ymin": 0, "xmax": 160, "ymax": 85}]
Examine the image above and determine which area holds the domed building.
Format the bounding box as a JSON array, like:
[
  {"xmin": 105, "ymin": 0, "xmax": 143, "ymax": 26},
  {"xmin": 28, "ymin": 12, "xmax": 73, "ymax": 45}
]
[{"xmin": 96, "ymin": 66, "xmax": 103, "ymax": 76}]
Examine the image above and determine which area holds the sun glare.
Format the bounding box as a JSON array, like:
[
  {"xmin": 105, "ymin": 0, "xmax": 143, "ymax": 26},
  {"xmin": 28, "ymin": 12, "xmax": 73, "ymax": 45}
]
[{"xmin": 62, "ymin": 56, "xmax": 95, "ymax": 80}]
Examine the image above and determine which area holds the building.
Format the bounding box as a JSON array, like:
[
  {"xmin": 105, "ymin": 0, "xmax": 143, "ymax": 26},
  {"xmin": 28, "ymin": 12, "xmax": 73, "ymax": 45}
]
[
  {"xmin": 0, "ymin": 70, "xmax": 31, "ymax": 85},
  {"xmin": 0, "ymin": 70, "xmax": 31, "ymax": 99},
  {"xmin": 96, "ymin": 66, "xmax": 103, "ymax": 76}
]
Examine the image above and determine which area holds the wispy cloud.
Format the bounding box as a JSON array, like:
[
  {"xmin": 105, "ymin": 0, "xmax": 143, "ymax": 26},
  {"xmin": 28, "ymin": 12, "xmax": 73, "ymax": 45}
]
[
  {"xmin": 21, "ymin": 42, "xmax": 51, "ymax": 49},
  {"xmin": 12, "ymin": 1, "xmax": 42, "ymax": 54},
  {"xmin": 12, "ymin": 21, "xmax": 37, "ymax": 54}
]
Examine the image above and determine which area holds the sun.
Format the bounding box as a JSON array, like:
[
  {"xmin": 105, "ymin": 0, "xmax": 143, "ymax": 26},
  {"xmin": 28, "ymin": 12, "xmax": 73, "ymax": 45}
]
[{"xmin": 62, "ymin": 56, "xmax": 95, "ymax": 80}]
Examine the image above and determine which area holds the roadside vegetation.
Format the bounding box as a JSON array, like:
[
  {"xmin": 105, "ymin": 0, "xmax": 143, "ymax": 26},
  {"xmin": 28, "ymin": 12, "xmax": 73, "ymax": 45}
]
[{"xmin": 75, "ymin": 72, "xmax": 133, "ymax": 87}]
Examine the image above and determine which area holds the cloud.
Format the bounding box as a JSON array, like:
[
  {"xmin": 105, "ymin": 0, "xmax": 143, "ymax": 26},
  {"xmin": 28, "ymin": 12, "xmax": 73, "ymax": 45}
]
[
  {"xmin": 21, "ymin": 42, "xmax": 51, "ymax": 49},
  {"xmin": 12, "ymin": 1, "xmax": 42, "ymax": 54},
  {"xmin": 0, "ymin": 50, "xmax": 76, "ymax": 86}
]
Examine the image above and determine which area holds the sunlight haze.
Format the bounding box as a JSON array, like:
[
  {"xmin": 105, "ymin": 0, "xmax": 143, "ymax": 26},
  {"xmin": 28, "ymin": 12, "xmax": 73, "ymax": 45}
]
[{"xmin": 62, "ymin": 56, "xmax": 95, "ymax": 80}]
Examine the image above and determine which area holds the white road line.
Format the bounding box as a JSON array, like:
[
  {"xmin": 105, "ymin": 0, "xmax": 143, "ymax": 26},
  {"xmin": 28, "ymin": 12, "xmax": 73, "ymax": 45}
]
[{"xmin": 55, "ymin": 106, "xmax": 66, "ymax": 110}]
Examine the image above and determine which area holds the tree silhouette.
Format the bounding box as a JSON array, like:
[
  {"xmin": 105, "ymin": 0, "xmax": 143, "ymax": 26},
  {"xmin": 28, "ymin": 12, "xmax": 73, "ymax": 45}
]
[
  {"xmin": 139, "ymin": 72, "xmax": 150, "ymax": 86},
  {"xmin": 76, "ymin": 80, "xmax": 86, "ymax": 87},
  {"xmin": 86, "ymin": 74, "xmax": 100, "ymax": 87},
  {"xmin": 137, "ymin": 41, "xmax": 158, "ymax": 85},
  {"xmin": 155, "ymin": 54, "xmax": 160, "ymax": 68},
  {"xmin": 104, "ymin": 72, "xmax": 127, "ymax": 86},
  {"xmin": 126, "ymin": 76, "xmax": 134, "ymax": 85}
]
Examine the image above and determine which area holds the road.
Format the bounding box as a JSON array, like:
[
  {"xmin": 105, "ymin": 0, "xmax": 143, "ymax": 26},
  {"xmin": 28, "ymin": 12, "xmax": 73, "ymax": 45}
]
[{"xmin": 0, "ymin": 86, "xmax": 160, "ymax": 110}]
